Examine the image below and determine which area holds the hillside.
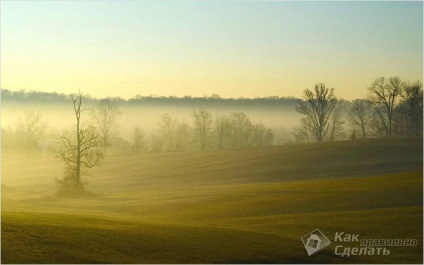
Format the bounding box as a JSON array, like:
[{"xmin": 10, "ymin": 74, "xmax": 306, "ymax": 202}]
[
  {"xmin": 93, "ymin": 137, "xmax": 423, "ymax": 188},
  {"xmin": 2, "ymin": 138, "xmax": 423, "ymax": 263}
]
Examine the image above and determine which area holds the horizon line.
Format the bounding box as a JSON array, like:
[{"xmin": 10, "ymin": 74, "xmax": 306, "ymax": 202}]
[{"xmin": 1, "ymin": 87, "xmax": 369, "ymax": 102}]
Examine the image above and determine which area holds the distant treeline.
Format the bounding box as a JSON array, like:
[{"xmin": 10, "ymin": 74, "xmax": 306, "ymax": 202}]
[
  {"xmin": 293, "ymin": 78, "xmax": 423, "ymax": 143},
  {"xmin": 1, "ymin": 89, "xmax": 298, "ymax": 109},
  {"xmin": 2, "ymin": 76, "xmax": 422, "ymax": 158}
]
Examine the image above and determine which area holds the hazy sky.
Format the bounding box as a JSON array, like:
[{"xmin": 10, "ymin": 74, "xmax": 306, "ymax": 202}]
[{"xmin": 1, "ymin": 1, "xmax": 422, "ymax": 100}]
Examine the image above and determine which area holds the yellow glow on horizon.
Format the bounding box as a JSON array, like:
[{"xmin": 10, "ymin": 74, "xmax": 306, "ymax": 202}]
[{"xmin": 3, "ymin": 52, "xmax": 422, "ymax": 100}]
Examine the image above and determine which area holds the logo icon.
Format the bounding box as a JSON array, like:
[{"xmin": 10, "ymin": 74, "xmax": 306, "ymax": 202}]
[{"xmin": 301, "ymin": 229, "xmax": 331, "ymax": 256}]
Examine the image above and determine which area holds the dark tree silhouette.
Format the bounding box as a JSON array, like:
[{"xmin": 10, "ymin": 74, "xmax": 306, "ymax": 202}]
[
  {"xmin": 328, "ymin": 102, "xmax": 345, "ymax": 141},
  {"xmin": 349, "ymin": 99, "xmax": 373, "ymax": 139},
  {"xmin": 296, "ymin": 83, "xmax": 337, "ymax": 142},
  {"xmin": 292, "ymin": 117, "xmax": 311, "ymax": 143},
  {"xmin": 368, "ymin": 76, "xmax": 402, "ymax": 138},
  {"xmin": 400, "ymin": 81, "xmax": 423, "ymax": 137},
  {"xmin": 57, "ymin": 92, "xmax": 103, "ymax": 194}
]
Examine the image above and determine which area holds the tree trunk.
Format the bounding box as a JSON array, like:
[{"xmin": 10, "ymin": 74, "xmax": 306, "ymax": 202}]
[
  {"xmin": 75, "ymin": 98, "xmax": 82, "ymax": 190},
  {"xmin": 361, "ymin": 122, "xmax": 366, "ymax": 139}
]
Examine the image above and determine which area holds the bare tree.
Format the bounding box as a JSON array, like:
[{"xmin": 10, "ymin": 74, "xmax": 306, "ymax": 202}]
[
  {"xmin": 349, "ymin": 99, "xmax": 373, "ymax": 139},
  {"xmin": 214, "ymin": 115, "xmax": 230, "ymax": 149},
  {"xmin": 15, "ymin": 111, "xmax": 48, "ymax": 151},
  {"xmin": 228, "ymin": 112, "xmax": 252, "ymax": 148},
  {"xmin": 250, "ymin": 124, "xmax": 274, "ymax": 147},
  {"xmin": 368, "ymin": 76, "xmax": 402, "ymax": 138},
  {"xmin": 328, "ymin": 102, "xmax": 345, "ymax": 141},
  {"xmin": 400, "ymin": 81, "xmax": 423, "ymax": 137},
  {"xmin": 159, "ymin": 113, "xmax": 177, "ymax": 151},
  {"xmin": 192, "ymin": 109, "xmax": 213, "ymax": 150},
  {"xmin": 370, "ymin": 105, "xmax": 389, "ymax": 138},
  {"xmin": 91, "ymin": 98, "xmax": 121, "ymax": 149},
  {"xmin": 16, "ymin": 111, "xmax": 48, "ymax": 140},
  {"xmin": 292, "ymin": 117, "xmax": 311, "ymax": 143},
  {"xmin": 296, "ymin": 83, "xmax": 337, "ymax": 142},
  {"xmin": 57, "ymin": 92, "xmax": 103, "ymax": 194}
]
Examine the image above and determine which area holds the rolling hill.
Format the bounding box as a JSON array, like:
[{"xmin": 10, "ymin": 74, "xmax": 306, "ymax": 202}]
[{"xmin": 2, "ymin": 138, "xmax": 423, "ymax": 263}]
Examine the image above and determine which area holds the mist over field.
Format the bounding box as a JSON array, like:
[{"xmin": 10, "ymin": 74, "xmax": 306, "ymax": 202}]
[
  {"xmin": 2, "ymin": 1, "xmax": 423, "ymax": 264},
  {"xmin": 2, "ymin": 87, "xmax": 423, "ymax": 264},
  {"xmin": 1, "ymin": 91, "xmax": 302, "ymax": 147}
]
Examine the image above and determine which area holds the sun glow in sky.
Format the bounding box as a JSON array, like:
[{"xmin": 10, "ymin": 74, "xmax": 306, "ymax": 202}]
[{"xmin": 1, "ymin": 1, "xmax": 422, "ymax": 100}]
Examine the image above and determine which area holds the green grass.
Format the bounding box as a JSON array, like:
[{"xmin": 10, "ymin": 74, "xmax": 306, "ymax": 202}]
[
  {"xmin": 2, "ymin": 212, "xmax": 311, "ymax": 264},
  {"xmin": 2, "ymin": 138, "xmax": 423, "ymax": 263}
]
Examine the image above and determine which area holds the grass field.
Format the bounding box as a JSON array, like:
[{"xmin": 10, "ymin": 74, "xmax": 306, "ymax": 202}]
[{"xmin": 2, "ymin": 138, "xmax": 423, "ymax": 263}]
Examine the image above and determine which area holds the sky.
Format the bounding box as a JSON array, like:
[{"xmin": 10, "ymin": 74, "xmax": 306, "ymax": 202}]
[{"xmin": 1, "ymin": 1, "xmax": 423, "ymax": 100}]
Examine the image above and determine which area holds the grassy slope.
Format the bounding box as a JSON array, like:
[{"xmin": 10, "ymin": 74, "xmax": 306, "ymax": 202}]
[
  {"xmin": 2, "ymin": 138, "xmax": 423, "ymax": 263},
  {"xmin": 2, "ymin": 212, "xmax": 309, "ymax": 264}
]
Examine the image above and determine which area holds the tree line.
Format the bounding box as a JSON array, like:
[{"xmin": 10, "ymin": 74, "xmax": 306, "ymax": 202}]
[
  {"xmin": 2, "ymin": 76, "xmax": 422, "ymax": 194},
  {"xmin": 131, "ymin": 110, "xmax": 274, "ymax": 154},
  {"xmin": 293, "ymin": 76, "xmax": 423, "ymax": 143},
  {"xmin": 1, "ymin": 92, "xmax": 274, "ymax": 194},
  {"xmin": 1, "ymin": 88, "xmax": 298, "ymax": 109}
]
